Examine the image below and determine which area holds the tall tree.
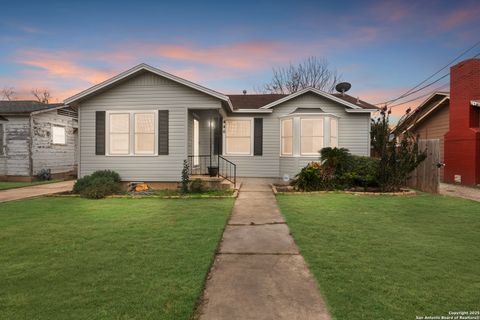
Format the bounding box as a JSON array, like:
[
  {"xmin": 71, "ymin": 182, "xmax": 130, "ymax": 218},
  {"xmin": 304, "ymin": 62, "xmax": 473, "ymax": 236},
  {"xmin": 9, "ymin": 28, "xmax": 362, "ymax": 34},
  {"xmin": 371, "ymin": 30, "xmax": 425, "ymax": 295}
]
[
  {"xmin": 1, "ymin": 87, "xmax": 15, "ymax": 100},
  {"xmin": 31, "ymin": 89, "xmax": 52, "ymax": 103},
  {"xmin": 258, "ymin": 57, "xmax": 342, "ymax": 94}
]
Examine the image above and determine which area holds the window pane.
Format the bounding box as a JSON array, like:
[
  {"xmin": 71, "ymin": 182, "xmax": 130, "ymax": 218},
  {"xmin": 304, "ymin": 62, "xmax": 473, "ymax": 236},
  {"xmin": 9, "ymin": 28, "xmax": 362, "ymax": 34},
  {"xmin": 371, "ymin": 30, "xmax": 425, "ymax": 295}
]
[
  {"xmin": 301, "ymin": 119, "xmax": 323, "ymax": 136},
  {"xmin": 282, "ymin": 119, "xmax": 292, "ymax": 137},
  {"xmin": 226, "ymin": 120, "xmax": 251, "ymax": 137},
  {"xmin": 301, "ymin": 136, "xmax": 323, "ymax": 154},
  {"xmin": 282, "ymin": 137, "xmax": 292, "ymax": 155},
  {"xmin": 110, "ymin": 133, "xmax": 129, "ymax": 154},
  {"xmin": 226, "ymin": 137, "xmax": 251, "ymax": 154},
  {"xmin": 135, "ymin": 133, "xmax": 155, "ymax": 154},
  {"xmin": 225, "ymin": 120, "xmax": 251, "ymax": 154},
  {"xmin": 110, "ymin": 114, "xmax": 129, "ymax": 133},
  {"xmin": 52, "ymin": 126, "xmax": 66, "ymax": 144},
  {"xmin": 135, "ymin": 113, "xmax": 155, "ymax": 133}
]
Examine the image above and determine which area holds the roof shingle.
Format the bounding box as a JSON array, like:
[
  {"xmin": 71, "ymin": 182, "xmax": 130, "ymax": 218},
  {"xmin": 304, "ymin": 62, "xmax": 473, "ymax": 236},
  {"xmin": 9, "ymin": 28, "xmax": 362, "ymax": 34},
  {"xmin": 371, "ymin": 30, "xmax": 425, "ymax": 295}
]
[{"xmin": 0, "ymin": 101, "xmax": 64, "ymax": 114}]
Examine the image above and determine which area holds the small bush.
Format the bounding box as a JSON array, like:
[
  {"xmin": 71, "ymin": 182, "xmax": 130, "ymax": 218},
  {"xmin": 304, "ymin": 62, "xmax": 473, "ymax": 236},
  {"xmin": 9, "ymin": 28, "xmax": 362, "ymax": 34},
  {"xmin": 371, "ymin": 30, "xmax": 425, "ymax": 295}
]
[
  {"xmin": 291, "ymin": 162, "xmax": 336, "ymax": 191},
  {"xmin": 73, "ymin": 170, "xmax": 121, "ymax": 199},
  {"xmin": 190, "ymin": 178, "xmax": 206, "ymax": 193},
  {"xmin": 342, "ymin": 156, "xmax": 380, "ymax": 190}
]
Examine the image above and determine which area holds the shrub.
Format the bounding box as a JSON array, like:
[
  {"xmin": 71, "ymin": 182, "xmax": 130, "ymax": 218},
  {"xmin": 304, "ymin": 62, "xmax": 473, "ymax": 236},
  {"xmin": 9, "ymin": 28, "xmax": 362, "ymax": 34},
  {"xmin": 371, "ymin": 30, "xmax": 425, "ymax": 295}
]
[
  {"xmin": 291, "ymin": 162, "xmax": 336, "ymax": 191},
  {"xmin": 342, "ymin": 156, "xmax": 380, "ymax": 190},
  {"xmin": 73, "ymin": 170, "xmax": 121, "ymax": 199},
  {"xmin": 181, "ymin": 160, "xmax": 190, "ymax": 193},
  {"xmin": 37, "ymin": 168, "xmax": 52, "ymax": 181},
  {"xmin": 190, "ymin": 178, "xmax": 206, "ymax": 193},
  {"xmin": 320, "ymin": 147, "xmax": 351, "ymax": 175}
]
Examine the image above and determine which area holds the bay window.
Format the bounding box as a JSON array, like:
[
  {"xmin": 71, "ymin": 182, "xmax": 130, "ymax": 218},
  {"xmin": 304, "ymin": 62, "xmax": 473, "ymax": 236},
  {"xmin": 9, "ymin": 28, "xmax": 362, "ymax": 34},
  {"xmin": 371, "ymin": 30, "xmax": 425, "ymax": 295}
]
[
  {"xmin": 300, "ymin": 118, "xmax": 324, "ymax": 155},
  {"xmin": 225, "ymin": 119, "xmax": 252, "ymax": 155},
  {"xmin": 107, "ymin": 111, "xmax": 156, "ymax": 156},
  {"xmin": 281, "ymin": 118, "xmax": 293, "ymax": 155}
]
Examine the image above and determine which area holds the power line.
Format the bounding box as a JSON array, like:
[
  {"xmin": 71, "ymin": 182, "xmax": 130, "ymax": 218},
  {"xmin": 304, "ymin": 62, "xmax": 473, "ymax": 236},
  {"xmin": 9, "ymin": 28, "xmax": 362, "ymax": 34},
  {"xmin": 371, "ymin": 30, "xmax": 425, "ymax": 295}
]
[
  {"xmin": 375, "ymin": 40, "xmax": 480, "ymax": 105},
  {"xmin": 388, "ymin": 83, "xmax": 450, "ymax": 108}
]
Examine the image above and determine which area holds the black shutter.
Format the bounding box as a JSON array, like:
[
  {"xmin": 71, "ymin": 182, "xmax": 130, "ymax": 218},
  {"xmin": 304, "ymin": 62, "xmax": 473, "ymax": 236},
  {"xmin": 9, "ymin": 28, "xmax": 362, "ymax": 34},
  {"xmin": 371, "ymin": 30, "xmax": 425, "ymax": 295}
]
[
  {"xmin": 254, "ymin": 118, "xmax": 263, "ymax": 156},
  {"xmin": 213, "ymin": 116, "xmax": 223, "ymax": 155},
  {"xmin": 158, "ymin": 110, "xmax": 169, "ymax": 155},
  {"xmin": 95, "ymin": 111, "xmax": 105, "ymax": 155}
]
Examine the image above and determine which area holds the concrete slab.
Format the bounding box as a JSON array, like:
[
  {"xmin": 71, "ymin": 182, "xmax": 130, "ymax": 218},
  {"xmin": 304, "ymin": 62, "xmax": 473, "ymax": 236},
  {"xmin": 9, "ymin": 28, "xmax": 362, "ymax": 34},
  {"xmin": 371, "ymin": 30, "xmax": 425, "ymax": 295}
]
[
  {"xmin": 229, "ymin": 201, "xmax": 285, "ymax": 225},
  {"xmin": 220, "ymin": 224, "xmax": 298, "ymax": 254},
  {"xmin": 198, "ymin": 254, "xmax": 331, "ymax": 320},
  {"xmin": 0, "ymin": 180, "xmax": 74, "ymax": 203}
]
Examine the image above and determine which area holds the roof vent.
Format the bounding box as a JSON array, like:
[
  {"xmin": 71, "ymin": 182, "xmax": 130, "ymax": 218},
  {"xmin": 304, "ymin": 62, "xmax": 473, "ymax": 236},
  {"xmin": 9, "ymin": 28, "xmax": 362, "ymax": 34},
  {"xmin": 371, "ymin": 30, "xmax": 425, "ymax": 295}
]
[{"xmin": 242, "ymin": 90, "xmax": 247, "ymax": 95}]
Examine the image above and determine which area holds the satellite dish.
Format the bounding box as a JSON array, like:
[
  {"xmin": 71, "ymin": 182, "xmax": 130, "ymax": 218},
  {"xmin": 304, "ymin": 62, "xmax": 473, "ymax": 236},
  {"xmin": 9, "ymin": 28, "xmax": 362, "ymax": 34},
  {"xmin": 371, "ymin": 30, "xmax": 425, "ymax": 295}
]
[{"xmin": 335, "ymin": 82, "xmax": 352, "ymax": 95}]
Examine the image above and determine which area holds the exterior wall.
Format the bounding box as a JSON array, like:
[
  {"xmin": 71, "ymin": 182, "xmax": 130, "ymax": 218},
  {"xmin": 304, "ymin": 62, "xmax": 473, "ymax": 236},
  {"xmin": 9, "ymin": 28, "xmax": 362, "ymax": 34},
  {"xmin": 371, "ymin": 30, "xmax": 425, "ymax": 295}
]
[
  {"xmin": 0, "ymin": 116, "xmax": 31, "ymax": 177},
  {"xmin": 224, "ymin": 92, "xmax": 371, "ymax": 178},
  {"xmin": 411, "ymin": 103, "xmax": 449, "ymax": 181},
  {"xmin": 444, "ymin": 58, "xmax": 480, "ymax": 185},
  {"xmin": 31, "ymin": 110, "xmax": 78, "ymax": 176},
  {"xmin": 78, "ymin": 71, "xmax": 221, "ymax": 181}
]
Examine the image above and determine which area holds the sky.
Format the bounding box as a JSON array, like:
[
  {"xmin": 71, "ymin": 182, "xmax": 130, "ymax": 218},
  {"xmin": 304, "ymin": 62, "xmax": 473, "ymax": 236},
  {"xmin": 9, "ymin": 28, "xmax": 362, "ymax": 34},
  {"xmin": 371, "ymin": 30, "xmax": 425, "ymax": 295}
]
[{"xmin": 0, "ymin": 0, "xmax": 479, "ymax": 120}]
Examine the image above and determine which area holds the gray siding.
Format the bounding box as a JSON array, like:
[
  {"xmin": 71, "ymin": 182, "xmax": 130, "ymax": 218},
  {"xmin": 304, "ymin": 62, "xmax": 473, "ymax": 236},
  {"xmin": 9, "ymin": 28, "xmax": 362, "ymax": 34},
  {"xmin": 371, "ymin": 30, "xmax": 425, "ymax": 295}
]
[
  {"xmin": 31, "ymin": 110, "xmax": 77, "ymax": 175},
  {"xmin": 0, "ymin": 116, "xmax": 30, "ymax": 176},
  {"xmin": 78, "ymin": 71, "xmax": 221, "ymax": 181},
  {"xmin": 224, "ymin": 92, "xmax": 371, "ymax": 178}
]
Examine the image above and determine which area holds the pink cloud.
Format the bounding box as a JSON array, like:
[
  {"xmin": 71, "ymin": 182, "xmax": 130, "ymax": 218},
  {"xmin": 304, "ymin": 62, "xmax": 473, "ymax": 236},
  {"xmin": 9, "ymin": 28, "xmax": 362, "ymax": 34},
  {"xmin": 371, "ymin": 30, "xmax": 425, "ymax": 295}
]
[{"xmin": 440, "ymin": 5, "xmax": 480, "ymax": 30}]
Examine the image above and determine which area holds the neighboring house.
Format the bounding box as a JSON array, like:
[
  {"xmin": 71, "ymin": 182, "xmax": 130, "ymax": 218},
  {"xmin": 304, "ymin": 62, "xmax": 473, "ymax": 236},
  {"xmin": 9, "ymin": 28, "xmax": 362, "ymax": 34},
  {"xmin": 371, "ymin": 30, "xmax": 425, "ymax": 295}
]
[
  {"xmin": 0, "ymin": 101, "xmax": 78, "ymax": 181},
  {"xmin": 65, "ymin": 64, "xmax": 377, "ymax": 184},
  {"xmin": 397, "ymin": 58, "xmax": 480, "ymax": 186}
]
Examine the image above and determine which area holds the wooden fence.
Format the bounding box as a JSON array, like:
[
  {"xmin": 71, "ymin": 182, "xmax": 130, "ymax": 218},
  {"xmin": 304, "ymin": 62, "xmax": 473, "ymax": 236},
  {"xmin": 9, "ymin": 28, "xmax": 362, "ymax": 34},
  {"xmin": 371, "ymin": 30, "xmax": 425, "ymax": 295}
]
[{"xmin": 407, "ymin": 139, "xmax": 440, "ymax": 193}]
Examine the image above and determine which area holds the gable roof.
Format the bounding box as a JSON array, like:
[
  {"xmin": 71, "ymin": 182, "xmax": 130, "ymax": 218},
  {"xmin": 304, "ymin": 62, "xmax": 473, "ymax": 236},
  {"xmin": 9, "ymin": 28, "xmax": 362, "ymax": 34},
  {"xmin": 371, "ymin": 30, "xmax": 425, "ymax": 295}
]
[
  {"xmin": 0, "ymin": 101, "xmax": 64, "ymax": 115},
  {"xmin": 259, "ymin": 87, "xmax": 378, "ymax": 112},
  {"xmin": 227, "ymin": 94, "xmax": 287, "ymax": 110},
  {"xmin": 395, "ymin": 91, "xmax": 450, "ymax": 132},
  {"xmin": 64, "ymin": 63, "xmax": 233, "ymax": 110}
]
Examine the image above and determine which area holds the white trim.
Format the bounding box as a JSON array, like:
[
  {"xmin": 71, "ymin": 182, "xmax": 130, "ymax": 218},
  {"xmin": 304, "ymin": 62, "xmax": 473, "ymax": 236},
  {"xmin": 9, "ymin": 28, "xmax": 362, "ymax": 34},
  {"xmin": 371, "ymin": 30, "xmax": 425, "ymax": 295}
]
[
  {"xmin": 260, "ymin": 87, "xmax": 363, "ymax": 110},
  {"xmin": 223, "ymin": 117, "xmax": 254, "ymax": 156},
  {"xmin": 281, "ymin": 112, "xmax": 341, "ymax": 118},
  {"xmin": 64, "ymin": 63, "xmax": 234, "ymax": 112},
  {"xmin": 105, "ymin": 110, "xmax": 158, "ymax": 157},
  {"xmin": 51, "ymin": 124, "xmax": 66, "ymax": 145},
  {"xmin": 31, "ymin": 105, "xmax": 69, "ymax": 115},
  {"xmin": 232, "ymin": 109, "xmax": 273, "ymax": 113},
  {"xmin": 406, "ymin": 96, "xmax": 449, "ymax": 131},
  {"xmin": 344, "ymin": 108, "xmax": 378, "ymax": 113},
  {"xmin": 280, "ymin": 118, "xmax": 293, "ymax": 156}
]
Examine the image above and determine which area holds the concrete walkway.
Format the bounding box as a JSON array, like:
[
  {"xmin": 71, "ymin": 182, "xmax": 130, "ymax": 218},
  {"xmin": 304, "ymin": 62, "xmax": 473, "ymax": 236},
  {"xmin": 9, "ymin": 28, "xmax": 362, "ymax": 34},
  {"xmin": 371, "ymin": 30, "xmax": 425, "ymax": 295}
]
[
  {"xmin": 440, "ymin": 183, "xmax": 480, "ymax": 202},
  {"xmin": 197, "ymin": 178, "xmax": 331, "ymax": 320},
  {"xmin": 0, "ymin": 180, "xmax": 74, "ymax": 203}
]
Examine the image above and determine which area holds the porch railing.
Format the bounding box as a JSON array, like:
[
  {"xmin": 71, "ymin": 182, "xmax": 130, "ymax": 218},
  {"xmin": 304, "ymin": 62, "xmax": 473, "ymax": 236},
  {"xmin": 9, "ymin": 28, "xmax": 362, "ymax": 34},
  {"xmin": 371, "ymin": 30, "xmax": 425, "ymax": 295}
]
[{"xmin": 187, "ymin": 155, "xmax": 236, "ymax": 187}]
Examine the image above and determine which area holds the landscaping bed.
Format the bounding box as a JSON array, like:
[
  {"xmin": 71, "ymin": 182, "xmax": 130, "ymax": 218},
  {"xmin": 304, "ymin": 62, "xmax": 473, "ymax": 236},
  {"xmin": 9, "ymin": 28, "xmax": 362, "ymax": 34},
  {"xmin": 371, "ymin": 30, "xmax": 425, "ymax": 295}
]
[
  {"xmin": 277, "ymin": 193, "xmax": 480, "ymax": 319},
  {"xmin": 272, "ymin": 184, "xmax": 416, "ymax": 196},
  {"xmin": 0, "ymin": 197, "xmax": 234, "ymax": 319}
]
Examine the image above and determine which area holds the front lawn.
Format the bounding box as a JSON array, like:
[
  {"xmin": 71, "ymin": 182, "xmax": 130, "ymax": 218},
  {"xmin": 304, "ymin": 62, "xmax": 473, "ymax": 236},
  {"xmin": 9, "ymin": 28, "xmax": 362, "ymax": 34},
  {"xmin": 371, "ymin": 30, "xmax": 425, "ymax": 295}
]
[
  {"xmin": 0, "ymin": 180, "xmax": 61, "ymax": 190},
  {"xmin": 277, "ymin": 193, "xmax": 480, "ymax": 320},
  {"xmin": 0, "ymin": 197, "xmax": 234, "ymax": 319}
]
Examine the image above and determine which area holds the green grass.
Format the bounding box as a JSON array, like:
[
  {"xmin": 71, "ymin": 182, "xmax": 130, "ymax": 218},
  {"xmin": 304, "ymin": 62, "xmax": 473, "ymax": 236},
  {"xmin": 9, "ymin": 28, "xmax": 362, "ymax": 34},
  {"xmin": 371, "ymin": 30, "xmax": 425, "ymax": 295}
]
[
  {"xmin": 0, "ymin": 180, "xmax": 61, "ymax": 190},
  {"xmin": 277, "ymin": 193, "xmax": 480, "ymax": 320},
  {"xmin": 152, "ymin": 189, "xmax": 234, "ymax": 197},
  {"xmin": 0, "ymin": 197, "xmax": 234, "ymax": 320}
]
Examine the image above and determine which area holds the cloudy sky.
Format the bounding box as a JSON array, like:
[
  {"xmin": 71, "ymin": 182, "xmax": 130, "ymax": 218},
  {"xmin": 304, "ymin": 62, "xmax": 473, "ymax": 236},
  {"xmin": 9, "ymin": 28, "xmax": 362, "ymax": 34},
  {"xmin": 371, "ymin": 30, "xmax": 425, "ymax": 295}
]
[{"xmin": 1, "ymin": 0, "xmax": 479, "ymax": 119}]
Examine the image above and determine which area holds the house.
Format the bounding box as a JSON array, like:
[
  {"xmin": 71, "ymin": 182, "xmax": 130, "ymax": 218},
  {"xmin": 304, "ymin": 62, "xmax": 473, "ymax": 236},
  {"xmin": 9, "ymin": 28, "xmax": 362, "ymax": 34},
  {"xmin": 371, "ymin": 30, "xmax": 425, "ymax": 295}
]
[
  {"xmin": 0, "ymin": 101, "xmax": 78, "ymax": 181},
  {"xmin": 397, "ymin": 58, "xmax": 480, "ymax": 186},
  {"xmin": 65, "ymin": 64, "xmax": 377, "ymax": 184}
]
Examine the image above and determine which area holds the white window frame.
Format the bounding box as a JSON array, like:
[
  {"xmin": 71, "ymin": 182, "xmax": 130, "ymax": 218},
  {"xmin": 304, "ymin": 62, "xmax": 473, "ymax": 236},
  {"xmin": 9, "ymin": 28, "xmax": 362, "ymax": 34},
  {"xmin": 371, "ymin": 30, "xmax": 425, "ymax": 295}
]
[
  {"xmin": 281, "ymin": 118, "xmax": 293, "ymax": 156},
  {"xmin": 300, "ymin": 117, "xmax": 324, "ymax": 156},
  {"xmin": 105, "ymin": 110, "xmax": 158, "ymax": 157},
  {"xmin": 223, "ymin": 118, "xmax": 254, "ymax": 156},
  {"xmin": 52, "ymin": 125, "xmax": 66, "ymax": 145},
  {"xmin": 193, "ymin": 117, "xmax": 200, "ymax": 166}
]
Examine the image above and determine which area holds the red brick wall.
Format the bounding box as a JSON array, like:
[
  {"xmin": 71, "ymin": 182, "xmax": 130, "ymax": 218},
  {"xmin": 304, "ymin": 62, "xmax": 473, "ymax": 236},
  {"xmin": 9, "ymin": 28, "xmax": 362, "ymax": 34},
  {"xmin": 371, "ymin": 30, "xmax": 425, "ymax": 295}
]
[{"xmin": 444, "ymin": 59, "xmax": 480, "ymax": 185}]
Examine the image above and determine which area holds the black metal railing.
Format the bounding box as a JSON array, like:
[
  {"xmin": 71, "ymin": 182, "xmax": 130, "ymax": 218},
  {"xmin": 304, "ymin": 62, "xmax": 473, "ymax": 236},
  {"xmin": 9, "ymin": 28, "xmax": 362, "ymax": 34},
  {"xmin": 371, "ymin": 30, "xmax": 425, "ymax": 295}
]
[{"xmin": 187, "ymin": 154, "xmax": 236, "ymax": 186}]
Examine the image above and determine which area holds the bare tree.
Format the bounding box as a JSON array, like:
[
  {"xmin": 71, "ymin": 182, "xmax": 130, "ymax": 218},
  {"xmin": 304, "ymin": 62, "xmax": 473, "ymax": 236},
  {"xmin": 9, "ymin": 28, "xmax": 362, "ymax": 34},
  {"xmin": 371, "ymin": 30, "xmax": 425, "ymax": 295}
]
[
  {"xmin": 31, "ymin": 89, "xmax": 52, "ymax": 104},
  {"xmin": 1, "ymin": 87, "xmax": 15, "ymax": 100},
  {"xmin": 258, "ymin": 57, "xmax": 342, "ymax": 94}
]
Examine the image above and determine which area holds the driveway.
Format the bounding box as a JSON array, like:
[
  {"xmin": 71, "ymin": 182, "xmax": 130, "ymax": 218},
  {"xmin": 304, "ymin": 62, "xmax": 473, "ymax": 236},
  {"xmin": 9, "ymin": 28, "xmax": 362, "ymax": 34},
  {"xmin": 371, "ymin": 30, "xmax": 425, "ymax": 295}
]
[
  {"xmin": 440, "ymin": 183, "xmax": 480, "ymax": 202},
  {"xmin": 197, "ymin": 178, "xmax": 331, "ymax": 320},
  {"xmin": 0, "ymin": 180, "xmax": 74, "ymax": 203}
]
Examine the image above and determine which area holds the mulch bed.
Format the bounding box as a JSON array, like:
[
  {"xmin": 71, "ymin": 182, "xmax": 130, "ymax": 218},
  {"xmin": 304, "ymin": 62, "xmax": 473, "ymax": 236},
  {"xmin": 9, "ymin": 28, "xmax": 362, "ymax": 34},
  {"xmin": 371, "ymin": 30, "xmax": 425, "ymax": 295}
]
[{"xmin": 272, "ymin": 185, "xmax": 416, "ymax": 196}]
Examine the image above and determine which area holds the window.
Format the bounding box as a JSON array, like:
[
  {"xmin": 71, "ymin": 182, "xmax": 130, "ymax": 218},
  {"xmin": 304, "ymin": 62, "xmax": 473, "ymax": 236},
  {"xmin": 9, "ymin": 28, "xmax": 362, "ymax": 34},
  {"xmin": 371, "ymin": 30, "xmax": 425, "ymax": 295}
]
[
  {"xmin": 52, "ymin": 125, "xmax": 66, "ymax": 144},
  {"xmin": 330, "ymin": 118, "xmax": 338, "ymax": 148},
  {"xmin": 300, "ymin": 118, "xmax": 324, "ymax": 155},
  {"xmin": 281, "ymin": 119, "xmax": 293, "ymax": 155},
  {"xmin": 134, "ymin": 113, "xmax": 155, "ymax": 155},
  {"xmin": 107, "ymin": 111, "xmax": 157, "ymax": 156},
  {"xmin": 225, "ymin": 119, "xmax": 252, "ymax": 155},
  {"xmin": 109, "ymin": 113, "xmax": 130, "ymax": 155}
]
